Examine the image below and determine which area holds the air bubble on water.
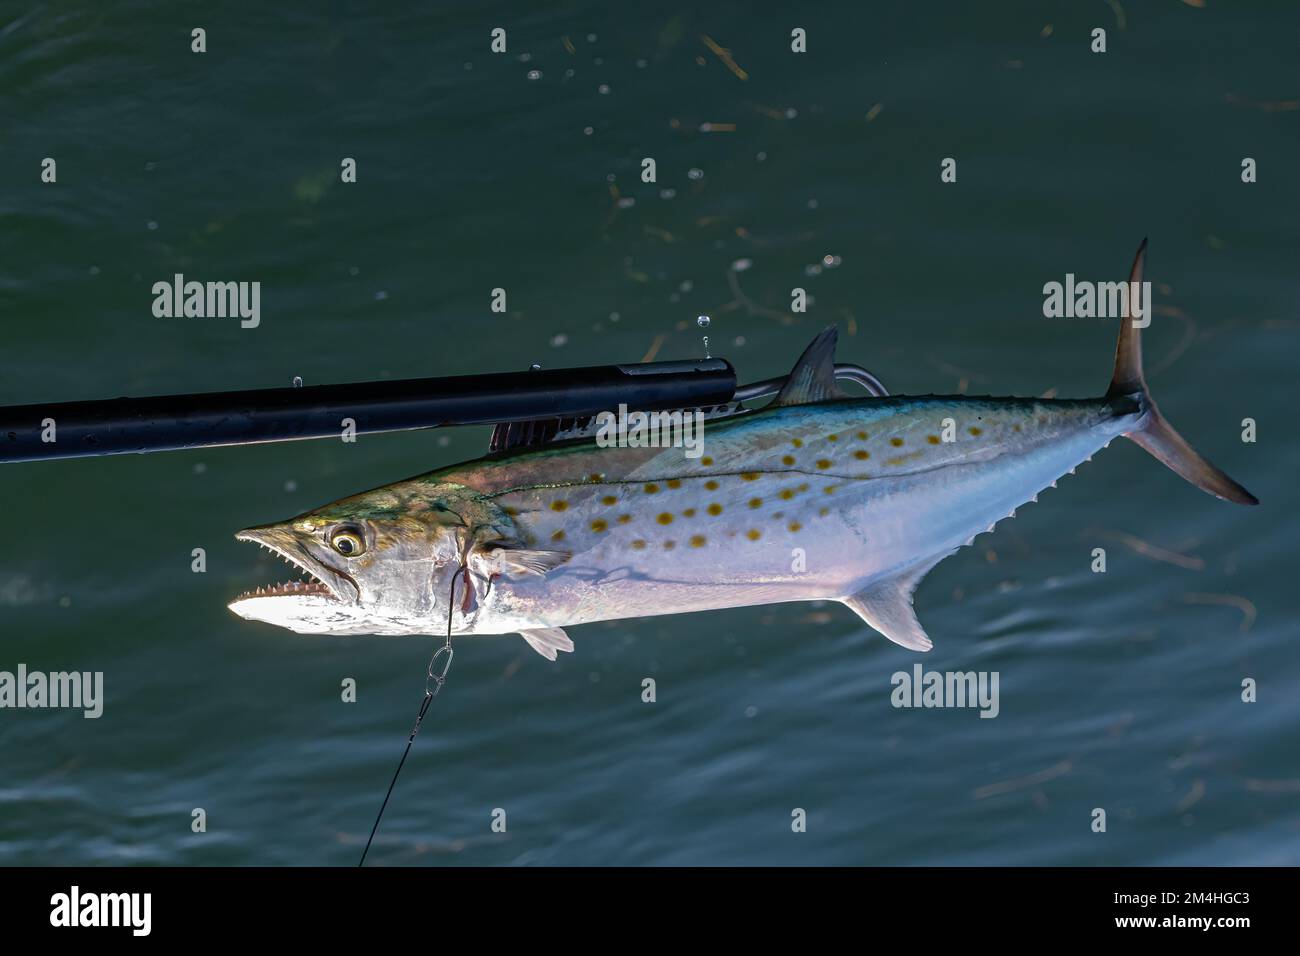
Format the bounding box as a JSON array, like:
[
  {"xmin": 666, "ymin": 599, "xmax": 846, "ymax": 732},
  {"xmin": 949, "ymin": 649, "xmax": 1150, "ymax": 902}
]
[
  {"xmin": 823, "ymin": 254, "xmax": 842, "ymax": 268},
  {"xmin": 145, "ymin": 161, "xmax": 157, "ymax": 172},
  {"xmin": 565, "ymin": 68, "xmax": 575, "ymax": 78},
  {"xmin": 193, "ymin": 462, "xmax": 207, "ymax": 475},
  {"xmin": 284, "ymin": 479, "xmax": 298, "ymax": 492},
  {"xmin": 617, "ymin": 197, "xmax": 635, "ymax": 208},
  {"xmin": 679, "ymin": 280, "xmax": 693, "ymax": 293},
  {"xmin": 669, "ymin": 292, "xmax": 680, "ymax": 304},
  {"xmin": 609, "ymin": 312, "xmax": 620, "ymax": 322},
  {"xmin": 636, "ymin": 59, "xmax": 648, "ymax": 69},
  {"xmin": 731, "ymin": 258, "xmax": 753, "ymax": 273},
  {"xmin": 605, "ymin": 173, "xmax": 616, "ymax": 183},
  {"xmin": 597, "ymin": 83, "xmax": 610, "ymax": 95},
  {"xmin": 59, "ymin": 596, "xmax": 72, "ymax": 608},
  {"xmin": 518, "ymin": 52, "xmax": 532, "ymax": 62},
  {"xmin": 88, "ymin": 265, "xmax": 100, "ymax": 276},
  {"xmin": 292, "ymin": 376, "xmax": 303, "ymax": 388},
  {"xmin": 687, "ymin": 167, "xmax": 704, "ymax": 180},
  {"xmin": 583, "ymin": 126, "xmax": 594, "ymax": 136},
  {"xmin": 785, "ymin": 107, "xmax": 798, "ymax": 119},
  {"xmin": 697, "ymin": 314, "xmax": 710, "ymax": 328},
  {"xmin": 804, "ymin": 264, "xmax": 823, "ymax": 277},
  {"xmin": 146, "ymin": 221, "xmax": 158, "ymax": 230},
  {"xmin": 374, "ymin": 290, "xmax": 387, "ymax": 301},
  {"xmin": 745, "ymin": 705, "xmax": 758, "ymax": 718},
  {"xmin": 550, "ymin": 333, "xmax": 568, "ymax": 347},
  {"xmin": 594, "ymin": 57, "xmax": 604, "ymax": 66},
  {"xmin": 659, "ymin": 188, "xmax": 676, "ymax": 199},
  {"xmin": 437, "ymin": 434, "xmax": 450, "ymax": 448},
  {"xmin": 527, "ymin": 70, "xmax": 542, "ymax": 81},
  {"xmin": 807, "ymin": 198, "xmax": 819, "ymax": 209},
  {"xmin": 348, "ymin": 266, "xmax": 359, "ymax": 276},
  {"xmin": 734, "ymin": 336, "xmax": 746, "ymax": 347},
  {"xmin": 586, "ymin": 33, "xmax": 597, "ymax": 42},
  {"xmin": 756, "ymin": 151, "xmax": 767, "ymax": 162}
]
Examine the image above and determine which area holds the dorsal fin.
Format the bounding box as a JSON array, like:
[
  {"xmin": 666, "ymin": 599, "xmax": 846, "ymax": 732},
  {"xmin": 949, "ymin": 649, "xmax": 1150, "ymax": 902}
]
[{"xmin": 773, "ymin": 327, "xmax": 846, "ymax": 406}]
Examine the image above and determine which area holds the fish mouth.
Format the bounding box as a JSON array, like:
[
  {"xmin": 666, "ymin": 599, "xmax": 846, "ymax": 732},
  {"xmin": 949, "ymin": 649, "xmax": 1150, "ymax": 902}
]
[{"xmin": 231, "ymin": 529, "xmax": 357, "ymax": 605}]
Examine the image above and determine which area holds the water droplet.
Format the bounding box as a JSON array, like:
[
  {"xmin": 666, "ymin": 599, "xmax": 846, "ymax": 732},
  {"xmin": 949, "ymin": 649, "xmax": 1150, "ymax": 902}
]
[
  {"xmin": 526, "ymin": 69, "xmax": 541, "ymax": 80},
  {"xmin": 784, "ymin": 107, "xmax": 798, "ymax": 119},
  {"xmin": 550, "ymin": 333, "xmax": 568, "ymax": 347},
  {"xmin": 146, "ymin": 221, "xmax": 158, "ymax": 231},
  {"xmin": 697, "ymin": 315, "xmax": 711, "ymax": 328},
  {"xmin": 609, "ymin": 312, "xmax": 620, "ymax": 322},
  {"xmin": 284, "ymin": 479, "xmax": 298, "ymax": 492},
  {"xmin": 756, "ymin": 151, "xmax": 767, "ymax": 162},
  {"xmin": 731, "ymin": 258, "xmax": 753, "ymax": 273},
  {"xmin": 292, "ymin": 376, "xmax": 303, "ymax": 388},
  {"xmin": 583, "ymin": 126, "xmax": 594, "ymax": 136},
  {"xmin": 687, "ymin": 167, "xmax": 704, "ymax": 180},
  {"xmin": 529, "ymin": 363, "xmax": 542, "ymax": 371},
  {"xmin": 597, "ymin": 83, "xmax": 610, "ymax": 95},
  {"xmin": 703, "ymin": 335, "xmax": 710, "ymax": 358},
  {"xmin": 823, "ymin": 254, "xmax": 842, "ymax": 268},
  {"xmin": 586, "ymin": 33, "xmax": 597, "ymax": 42}
]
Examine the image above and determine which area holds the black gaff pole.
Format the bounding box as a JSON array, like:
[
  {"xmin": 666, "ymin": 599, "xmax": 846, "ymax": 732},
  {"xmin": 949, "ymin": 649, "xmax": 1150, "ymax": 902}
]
[{"xmin": 0, "ymin": 358, "xmax": 736, "ymax": 463}]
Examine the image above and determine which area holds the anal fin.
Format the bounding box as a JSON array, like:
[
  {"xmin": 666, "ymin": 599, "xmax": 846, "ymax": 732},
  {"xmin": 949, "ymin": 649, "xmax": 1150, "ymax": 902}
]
[
  {"xmin": 841, "ymin": 556, "xmax": 950, "ymax": 652},
  {"xmin": 519, "ymin": 627, "xmax": 574, "ymax": 661}
]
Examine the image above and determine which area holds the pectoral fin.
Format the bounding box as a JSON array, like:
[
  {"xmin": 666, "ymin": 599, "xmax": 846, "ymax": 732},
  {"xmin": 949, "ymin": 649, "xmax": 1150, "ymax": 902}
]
[
  {"xmin": 841, "ymin": 558, "xmax": 948, "ymax": 652},
  {"xmin": 479, "ymin": 545, "xmax": 571, "ymax": 578},
  {"xmin": 518, "ymin": 627, "xmax": 574, "ymax": 661}
]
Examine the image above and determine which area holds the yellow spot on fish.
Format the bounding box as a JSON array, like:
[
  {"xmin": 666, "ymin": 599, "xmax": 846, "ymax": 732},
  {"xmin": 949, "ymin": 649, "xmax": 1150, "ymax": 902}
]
[
  {"xmin": 788, "ymin": 521, "xmax": 803, "ymax": 532},
  {"xmin": 664, "ymin": 540, "xmax": 676, "ymax": 550},
  {"xmin": 1013, "ymin": 423, "xmax": 1022, "ymax": 432},
  {"xmin": 779, "ymin": 489, "xmax": 795, "ymax": 500},
  {"xmin": 689, "ymin": 535, "xmax": 707, "ymax": 548},
  {"xmin": 588, "ymin": 473, "xmax": 603, "ymax": 482},
  {"xmin": 503, "ymin": 507, "xmax": 518, "ymax": 517},
  {"xmin": 591, "ymin": 519, "xmax": 608, "ymax": 532},
  {"xmin": 741, "ymin": 472, "xmax": 759, "ymax": 481},
  {"xmin": 816, "ymin": 459, "xmax": 832, "ymax": 469},
  {"xmin": 748, "ymin": 497, "xmax": 763, "ymax": 509},
  {"xmin": 701, "ymin": 456, "xmax": 714, "ymax": 466},
  {"xmin": 657, "ymin": 513, "xmax": 673, "ymax": 525},
  {"xmin": 818, "ymin": 507, "xmax": 830, "ymax": 517},
  {"xmin": 551, "ymin": 530, "xmax": 566, "ymax": 541},
  {"xmin": 550, "ymin": 500, "xmax": 568, "ymax": 512},
  {"xmin": 707, "ymin": 503, "xmax": 723, "ymax": 516},
  {"xmin": 827, "ymin": 433, "xmax": 839, "ymax": 442},
  {"xmin": 791, "ymin": 438, "xmax": 803, "ymax": 448},
  {"xmin": 618, "ymin": 514, "xmax": 632, "ymax": 524},
  {"xmin": 704, "ymin": 480, "xmax": 719, "ymax": 491},
  {"xmin": 969, "ymin": 426, "xmax": 983, "ymax": 436},
  {"xmin": 666, "ymin": 479, "xmax": 682, "ymax": 489},
  {"xmin": 682, "ymin": 508, "xmax": 697, "ymax": 518},
  {"xmin": 927, "ymin": 435, "xmax": 940, "ymax": 444},
  {"xmin": 601, "ymin": 495, "xmax": 618, "ymax": 506},
  {"xmin": 824, "ymin": 485, "xmax": 838, "ymax": 494},
  {"xmin": 782, "ymin": 455, "xmax": 796, "ymax": 466},
  {"xmin": 856, "ymin": 431, "xmax": 868, "ymax": 440},
  {"xmin": 644, "ymin": 483, "xmax": 660, "ymax": 494},
  {"xmin": 854, "ymin": 450, "xmax": 869, "ymax": 460},
  {"xmin": 746, "ymin": 529, "xmax": 762, "ymax": 541},
  {"xmin": 631, "ymin": 539, "xmax": 646, "ymax": 550},
  {"xmin": 886, "ymin": 456, "xmax": 906, "ymax": 466},
  {"xmin": 890, "ymin": 437, "xmax": 904, "ymax": 447}
]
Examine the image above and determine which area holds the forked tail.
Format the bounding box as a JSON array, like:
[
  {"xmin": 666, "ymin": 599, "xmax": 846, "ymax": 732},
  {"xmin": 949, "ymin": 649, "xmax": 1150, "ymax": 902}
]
[{"xmin": 1107, "ymin": 239, "xmax": 1258, "ymax": 505}]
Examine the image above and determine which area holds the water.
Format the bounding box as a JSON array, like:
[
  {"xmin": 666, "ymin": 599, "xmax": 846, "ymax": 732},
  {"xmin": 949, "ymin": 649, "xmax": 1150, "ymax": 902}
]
[{"xmin": 1, "ymin": 2, "xmax": 1297, "ymax": 865}]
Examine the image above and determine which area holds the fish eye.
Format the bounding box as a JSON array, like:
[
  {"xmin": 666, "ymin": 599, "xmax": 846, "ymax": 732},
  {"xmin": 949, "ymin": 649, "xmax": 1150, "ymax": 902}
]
[{"xmin": 328, "ymin": 527, "xmax": 366, "ymax": 557}]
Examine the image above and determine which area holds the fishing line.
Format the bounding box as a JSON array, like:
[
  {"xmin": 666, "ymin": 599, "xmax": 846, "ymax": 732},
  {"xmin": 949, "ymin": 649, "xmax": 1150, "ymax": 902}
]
[{"xmin": 358, "ymin": 566, "xmax": 464, "ymax": 867}]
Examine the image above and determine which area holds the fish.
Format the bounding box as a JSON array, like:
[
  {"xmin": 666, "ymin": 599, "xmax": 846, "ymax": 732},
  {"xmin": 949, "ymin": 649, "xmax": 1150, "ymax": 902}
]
[{"xmin": 228, "ymin": 241, "xmax": 1257, "ymax": 658}]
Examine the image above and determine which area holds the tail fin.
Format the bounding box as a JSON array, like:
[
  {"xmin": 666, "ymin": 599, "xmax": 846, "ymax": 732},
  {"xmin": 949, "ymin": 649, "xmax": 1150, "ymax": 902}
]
[{"xmin": 1107, "ymin": 239, "xmax": 1258, "ymax": 505}]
